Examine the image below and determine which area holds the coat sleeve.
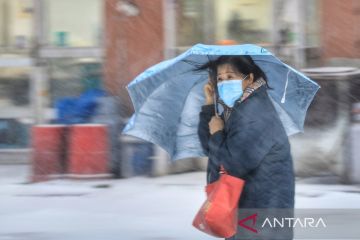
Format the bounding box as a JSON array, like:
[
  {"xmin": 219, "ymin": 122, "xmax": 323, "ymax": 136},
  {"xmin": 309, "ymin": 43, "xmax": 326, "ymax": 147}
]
[
  {"xmin": 208, "ymin": 110, "xmax": 276, "ymax": 179},
  {"xmin": 197, "ymin": 104, "xmax": 215, "ymax": 156}
]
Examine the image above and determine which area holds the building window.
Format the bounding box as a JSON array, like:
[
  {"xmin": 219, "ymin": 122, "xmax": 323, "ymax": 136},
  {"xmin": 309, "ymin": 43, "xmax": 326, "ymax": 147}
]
[
  {"xmin": 176, "ymin": 0, "xmax": 205, "ymax": 47},
  {"xmin": 46, "ymin": 0, "xmax": 103, "ymax": 47},
  {"xmin": 0, "ymin": 0, "xmax": 33, "ymax": 50},
  {"xmin": 48, "ymin": 58, "xmax": 103, "ymax": 107},
  {"xmin": 214, "ymin": 0, "xmax": 272, "ymax": 44}
]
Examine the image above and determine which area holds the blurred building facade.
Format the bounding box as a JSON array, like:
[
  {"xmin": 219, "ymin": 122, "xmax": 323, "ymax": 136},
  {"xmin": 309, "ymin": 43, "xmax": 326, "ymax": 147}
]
[
  {"xmin": 321, "ymin": 0, "xmax": 360, "ymax": 66},
  {"xmin": 104, "ymin": 0, "xmax": 164, "ymax": 116},
  {"xmin": 0, "ymin": 0, "xmax": 104, "ymax": 162}
]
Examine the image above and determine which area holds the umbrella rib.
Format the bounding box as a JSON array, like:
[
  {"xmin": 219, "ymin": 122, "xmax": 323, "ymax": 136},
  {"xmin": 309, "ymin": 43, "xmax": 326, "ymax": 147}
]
[{"xmin": 281, "ymin": 69, "xmax": 291, "ymax": 103}]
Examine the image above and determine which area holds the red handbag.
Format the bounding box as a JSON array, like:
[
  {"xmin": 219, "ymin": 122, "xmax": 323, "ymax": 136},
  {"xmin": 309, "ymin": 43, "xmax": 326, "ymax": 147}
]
[{"xmin": 192, "ymin": 165, "xmax": 245, "ymax": 238}]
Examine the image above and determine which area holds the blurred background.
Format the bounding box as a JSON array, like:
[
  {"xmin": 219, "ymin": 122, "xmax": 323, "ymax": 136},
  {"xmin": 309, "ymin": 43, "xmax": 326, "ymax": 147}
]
[{"xmin": 1, "ymin": 0, "xmax": 360, "ymax": 239}]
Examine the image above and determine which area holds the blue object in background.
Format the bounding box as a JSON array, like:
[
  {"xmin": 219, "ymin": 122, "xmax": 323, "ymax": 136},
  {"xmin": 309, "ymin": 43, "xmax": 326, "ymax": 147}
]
[{"xmin": 55, "ymin": 89, "xmax": 106, "ymax": 124}]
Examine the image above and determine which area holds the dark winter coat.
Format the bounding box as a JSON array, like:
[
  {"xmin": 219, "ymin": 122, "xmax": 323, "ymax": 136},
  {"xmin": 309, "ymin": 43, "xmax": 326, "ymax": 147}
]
[{"xmin": 198, "ymin": 85, "xmax": 295, "ymax": 208}]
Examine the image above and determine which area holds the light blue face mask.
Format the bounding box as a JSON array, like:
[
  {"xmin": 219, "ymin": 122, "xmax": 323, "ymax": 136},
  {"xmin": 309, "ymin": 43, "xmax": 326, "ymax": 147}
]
[{"xmin": 217, "ymin": 76, "xmax": 248, "ymax": 108}]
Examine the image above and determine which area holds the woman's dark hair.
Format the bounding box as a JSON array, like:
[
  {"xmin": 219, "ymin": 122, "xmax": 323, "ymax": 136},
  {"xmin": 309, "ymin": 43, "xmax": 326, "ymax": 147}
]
[{"xmin": 194, "ymin": 55, "xmax": 269, "ymax": 89}]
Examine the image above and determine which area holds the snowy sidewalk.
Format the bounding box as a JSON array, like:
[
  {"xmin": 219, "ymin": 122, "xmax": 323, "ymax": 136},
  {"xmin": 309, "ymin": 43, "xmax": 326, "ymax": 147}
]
[{"xmin": 1, "ymin": 165, "xmax": 360, "ymax": 240}]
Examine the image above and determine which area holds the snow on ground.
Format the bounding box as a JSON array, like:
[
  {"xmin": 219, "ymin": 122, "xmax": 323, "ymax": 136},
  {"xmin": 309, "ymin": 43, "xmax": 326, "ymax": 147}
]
[{"xmin": 0, "ymin": 165, "xmax": 360, "ymax": 240}]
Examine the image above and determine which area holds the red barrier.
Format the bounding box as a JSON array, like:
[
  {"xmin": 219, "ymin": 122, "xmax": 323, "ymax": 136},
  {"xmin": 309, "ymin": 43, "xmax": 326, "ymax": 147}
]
[
  {"xmin": 31, "ymin": 125, "xmax": 66, "ymax": 182},
  {"xmin": 68, "ymin": 124, "xmax": 110, "ymax": 178}
]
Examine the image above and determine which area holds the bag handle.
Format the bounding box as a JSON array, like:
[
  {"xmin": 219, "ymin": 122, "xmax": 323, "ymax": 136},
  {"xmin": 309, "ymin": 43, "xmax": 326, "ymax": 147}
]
[{"xmin": 219, "ymin": 165, "xmax": 228, "ymax": 175}]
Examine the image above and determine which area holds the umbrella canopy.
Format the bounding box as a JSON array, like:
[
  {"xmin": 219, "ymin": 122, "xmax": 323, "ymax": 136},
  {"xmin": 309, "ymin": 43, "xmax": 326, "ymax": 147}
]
[{"xmin": 122, "ymin": 44, "xmax": 320, "ymax": 161}]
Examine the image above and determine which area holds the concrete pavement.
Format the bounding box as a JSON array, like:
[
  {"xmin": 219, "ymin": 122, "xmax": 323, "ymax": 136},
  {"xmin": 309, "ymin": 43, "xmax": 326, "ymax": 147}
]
[{"xmin": 1, "ymin": 165, "xmax": 360, "ymax": 240}]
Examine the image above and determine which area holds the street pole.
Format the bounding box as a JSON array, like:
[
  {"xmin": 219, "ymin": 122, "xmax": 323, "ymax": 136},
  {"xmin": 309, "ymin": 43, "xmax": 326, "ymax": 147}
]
[
  {"xmin": 31, "ymin": 0, "xmax": 48, "ymax": 124},
  {"xmin": 294, "ymin": 0, "xmax": 306, "ymax": 68},
  {"xmin": 163, "ymin": 0, "xmax": 177, "ymax": 59}
]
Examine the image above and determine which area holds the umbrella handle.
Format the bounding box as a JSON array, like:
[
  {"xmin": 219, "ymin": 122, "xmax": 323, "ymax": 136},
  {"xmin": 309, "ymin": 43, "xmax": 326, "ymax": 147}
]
[{"xmin": 213, "ymin": 92, "xmax": 219, "ymax": 118}]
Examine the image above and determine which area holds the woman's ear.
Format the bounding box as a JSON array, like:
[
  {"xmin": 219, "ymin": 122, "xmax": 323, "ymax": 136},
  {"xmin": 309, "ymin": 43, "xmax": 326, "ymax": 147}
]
[{"xmin": 248, "ymin": 73, "xmax": 255, "ymax": 84}]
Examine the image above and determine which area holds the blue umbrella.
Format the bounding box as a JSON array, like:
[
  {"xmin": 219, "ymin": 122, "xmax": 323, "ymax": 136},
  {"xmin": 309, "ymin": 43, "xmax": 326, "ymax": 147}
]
[{"xmin": 122, "ymin": 44, "xmax": 320, "ymax": 161}]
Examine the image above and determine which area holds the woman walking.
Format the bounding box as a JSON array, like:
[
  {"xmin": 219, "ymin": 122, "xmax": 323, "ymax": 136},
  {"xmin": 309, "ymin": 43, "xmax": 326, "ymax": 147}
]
[{"xmin": 197, "ymin": 55, "xmax": 295, "ymax": 239}]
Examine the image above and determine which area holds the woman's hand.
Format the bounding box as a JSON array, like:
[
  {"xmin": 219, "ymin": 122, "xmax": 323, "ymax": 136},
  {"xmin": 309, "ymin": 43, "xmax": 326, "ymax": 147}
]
[
  {"xmin": 209, "ymin": 116, "xmax": 224, "ymax": 135},
  {"xmin": 203, "ymin": 82, "xmax": 215, "ymax": 105}
]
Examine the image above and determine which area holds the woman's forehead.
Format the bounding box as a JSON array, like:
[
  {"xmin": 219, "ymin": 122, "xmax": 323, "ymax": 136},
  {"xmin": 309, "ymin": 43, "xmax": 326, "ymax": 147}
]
[{"xmin": 217, "ymin": 63, "xmax": 241, "ymax": 75}]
